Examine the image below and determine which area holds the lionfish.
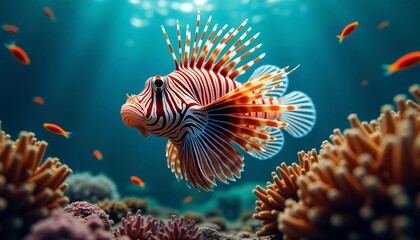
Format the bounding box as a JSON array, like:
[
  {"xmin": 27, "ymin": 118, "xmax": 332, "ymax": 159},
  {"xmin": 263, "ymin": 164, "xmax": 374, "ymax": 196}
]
[{"xmin": 121, "ymin": 12, "xmax": 316, "ymax": 191}]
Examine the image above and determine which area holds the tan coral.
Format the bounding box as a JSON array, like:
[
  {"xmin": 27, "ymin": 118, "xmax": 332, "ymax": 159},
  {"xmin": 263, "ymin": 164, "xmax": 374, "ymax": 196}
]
[
  {"xmin": 0, "ymin": 124, "xmax": 72, "ymax": 239},
  {"xmin": 252, "ymin": 149, "xmax": 320, "ymax": 237},
  {"xmin": 97, "ymin": 199, "xmax": 130, "ymax": 224},
  {"xmin": 278, "ymin": 85, "xmax": 420, "ymax": 239}
]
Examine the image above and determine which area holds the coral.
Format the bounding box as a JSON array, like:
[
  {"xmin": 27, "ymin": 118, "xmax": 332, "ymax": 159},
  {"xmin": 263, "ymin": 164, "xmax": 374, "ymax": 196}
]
[
  {"xmin": 114, "ymin": 210, "xmax": 201, "ymax": 240},
  {"xmin": 182, "ymin": 211, "xmax": 205, "ymax": 224},
  {"xmin": 64, "ymin": 201, "xmax": 114, "ymax": 231},
  {"xmin": 122, "ymin": 197, "xmax": 148, "ymax": 214},
  {"xmin": 0, "ymin": 125, "xmax": 72, "ymax": 240},
  {"xmin": 158, "ymin": 215, "xmax": 201, "ymax": 240},
  {"xmin": 278, "ymin": 84, "xmax": 420, "ymax": 239},
  {"xmin": 205, "ymin": 208, "xmax": 222, "ymax": 218},
  {"xmin": 198, "ymin": 227, "xmax": 259, "ymax": 240},
  {"xmin": 25, "ymin": 209, "xmax": 113, "ymax": 240},
  {"xmin": 64, "ymin": 171, "xmax": 119, "ymax": 203},
  {"xmin": 114, "ymin": 210, "xmax": 162, "ymax": 240},
  {"xmin": 97, "ymin": 199, "xmax": 130, "ymax": 223},
  {"xmin": 206, "ymin": 216, "xmax": 227, "ymax": 231},
  {"xmin": 148, "ymin": 206, "xmax": 178, "ymax": 219},
  {"xmin": 252, "ymin": 149, "xmax": 319, "ymax": 237},
  {"xmin": 198, "ymin": 227, "xmax": 225, "ymax": 240},
  {"xmin": 197, "ymin": 222, "xmax": 221, "ymax": 231},
  {"xmin": 240, "ymin": 210, "xmax": 254, "ymax": 222}
]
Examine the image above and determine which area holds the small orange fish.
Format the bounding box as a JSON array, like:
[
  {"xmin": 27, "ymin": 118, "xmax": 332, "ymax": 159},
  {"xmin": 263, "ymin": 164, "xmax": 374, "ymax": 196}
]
[
  {"xmin": 43, "ymin": 123, "xmax": 71, "ymax": 138},
  {"xmin": 377, "ymin": 20, "xmax": 389, "ymax": 31},
  {"xmin": 2, "ymin": 24, "xmax": 19, "ymax": 33},
  {"xmin": 33, "ymin": 96, "xmax": 45, "ymax": 105},
  {"xmin": 93, "ymin": 150, "xmax": 103, "ymax": 160},
  {"xmin": 130, "ymin": 176, "xmax": 145, "ymax": 187},
  {"xmin": 383, "ymin": 51, "xmax": 420, "ymax": 76},
  {"xmin": 183, "ymin": 196, "xmax": 193, "ymax": 204},
  {"xmin": 337, "ymin": 21, "xmax": 359, "ymax": 44},
  {"xmin": 4, "ymin": 42, "xmax": 30, "ymax": 65},
  {"xmin": 43, "ymin": 7, "xmax": 57, "ymax": 22},
  {"xmin": 361, "ymin": 80, "xmax": 368, "ymax": 87}
]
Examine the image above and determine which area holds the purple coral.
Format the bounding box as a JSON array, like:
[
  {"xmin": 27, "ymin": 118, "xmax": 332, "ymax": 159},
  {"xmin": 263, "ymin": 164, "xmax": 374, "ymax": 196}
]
[
  {"xmin": 114, "ymin": 210, "xmax": 162, "ymax": 240},
  {"xmin": 25, "ymin": 209, "xmax": 113, "ymax": 240},
  {"xmin": 114, "ymin": 210, "xmax": 201, "ymax": 240},
  {"xmin": 64, "ymin": 201, "xmax": 114, "ymax": 231},
  {"xmin": 158, "ymin": 215, "xmax": 201, "ymax": 240}
]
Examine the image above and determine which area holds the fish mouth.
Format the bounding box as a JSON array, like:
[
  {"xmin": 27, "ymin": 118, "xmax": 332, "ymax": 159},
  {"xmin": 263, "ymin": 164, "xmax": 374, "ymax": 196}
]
[{"xmin": 121, "ymin": 97, "xmax": 149, "ymax": 138}]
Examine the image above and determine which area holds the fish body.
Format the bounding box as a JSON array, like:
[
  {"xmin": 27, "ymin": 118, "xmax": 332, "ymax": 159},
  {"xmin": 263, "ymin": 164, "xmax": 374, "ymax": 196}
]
[
  {"xmin": 2, "ymin": 24, "xmax": 19, "ymax": 33},
  {"xmin": 337, "ymin": 21, "xmax": 358, "ymax": 44},
  {"xmin": 121, "ymin": 12, "xmax": 316, "ymax": 191},
  {"xmin": 43, "ymin": 123, "xmax": 71, "ymax": 138},
  {"xmin": 377, "ymin": 20, "xmax": 389, "ymax": 31},
  {"xmin": 4, "ymin": 42, "xmax": 30, "ymax": 65},
  {"xmin": 131, "ymin": 176, "xmax": 145, "ymax": 187},
  {"xmin": 43, "ymin": 7, "xmax": 56, "ymax": 22},
  {"xmin": 33, "ymin": 96, "xmax": 45, "ymax": 105},
  {"xmin": 383, "ymin": 51, "xmax": 420, "ymax": 76},
  {"xmin": 93, "ymin": 150, "xmax": 103, "ymax": 160}
]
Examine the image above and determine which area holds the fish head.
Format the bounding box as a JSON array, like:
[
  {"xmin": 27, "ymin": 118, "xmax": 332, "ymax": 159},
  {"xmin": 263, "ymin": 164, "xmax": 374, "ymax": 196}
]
[{"xmin": 121, "ymin": 75, "xmax": 174, "ymax": 138}]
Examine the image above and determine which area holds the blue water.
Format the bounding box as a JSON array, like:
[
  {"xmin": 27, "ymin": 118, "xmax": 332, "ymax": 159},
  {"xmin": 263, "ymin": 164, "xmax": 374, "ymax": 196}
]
[{"xmin": 0, "ymin": 0, "xmax": 419, "ymax": 212}]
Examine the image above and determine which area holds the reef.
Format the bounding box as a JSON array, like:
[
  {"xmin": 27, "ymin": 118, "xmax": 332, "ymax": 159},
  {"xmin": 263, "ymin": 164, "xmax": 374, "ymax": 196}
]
[
  {"xmin": 252, "ymin": 149, "xmax": 319, "ymax": 237},
  {"xmin": 114, "ymin": 210, "xmax": 201, "ymax": 240},
  {"xmin": 25, "ymin": 209, "xmax": 113, "ymax": 240},
  {"xmin": 97, "ymin": 199, "xmax": 130, "ymax": 224},
  {"xmin": 64, "ymin": 201, "xmax": 114, "ymax": 231},
  {"xmin": 253, "ymin": 84, "xmax": 420, "ymax": 239},
  {"xmin": 64, "ymin": 171, "xmax": 119, "ymax": 203},
  {"xmin": 0, "ymin": 124, "xmax": 72, "ymax": 240},
  {"xmin": 122, "ymin": 197, "xmax": 148, "ymax": 214},
  {"xmin": 182, "ymin": 211, "xmax": 205, "ymax": 224}
]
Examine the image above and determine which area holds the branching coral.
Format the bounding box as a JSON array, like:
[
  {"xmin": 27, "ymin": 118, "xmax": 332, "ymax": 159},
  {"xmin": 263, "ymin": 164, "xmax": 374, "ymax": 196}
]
[
  {"xmin": 64, "ymin": 172, "xmax": 119, "ymax": 203},
  {"xmin": 0, "ymin": 125, "xmax": 72, "ymax": 239},
  {"xmin": 277, "ymin": 84, "xmax": 420, "ymax": 239},
  {"xmin": 252, "ymin": 149, "xmax": 320, "ymax": 237},
  {"xmin": 114, "ymin": 210, "xmax": 162, "ymax": 240},
  {"xmin": 114, "ymin": 210, "xmax": 201, "ymax": 240},
  {"xmin": 158, "ymin": 215, "xmax": 201, "ymax": 240}
]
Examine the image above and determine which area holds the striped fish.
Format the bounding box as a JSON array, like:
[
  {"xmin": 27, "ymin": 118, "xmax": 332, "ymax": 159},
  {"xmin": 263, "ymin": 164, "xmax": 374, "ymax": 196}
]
[{"xmin": 121, "ymin": 11, "xmax": 316, "ymax": 191}]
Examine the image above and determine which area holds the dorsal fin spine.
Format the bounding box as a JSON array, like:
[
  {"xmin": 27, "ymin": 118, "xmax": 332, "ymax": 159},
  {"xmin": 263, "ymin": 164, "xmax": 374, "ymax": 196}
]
[
  {"xmin": 221, "ymin": 32, "xmax": 261, "ymax": 76},
  {"xmin": 228, "ymin": 52, "xmax": 265, "ymax": 79},
  {"xmin": 190, "ymin": 11, "xmax": 200, "ymax": 65},
  {"xmin": 161, "ymin": 25, "xmax": 179, "ymax": 69},
  {"xmin": 183, "ymin": 24, "xmax": 190, "ymax": 68},
  {"xmin": 214, "ymin": 27, "xmax": 251, "ymax": 72},
  {"xmin": 176, "ymin": 20, "xmax": 183, "ymax": 65},
  {"xmin": 163, "ymin": 12, "xmax": 264, "ymax": 79},
  {"xmin": 197, "ymin": 24, "xmax": 226, "ymax": 68},
  {"xmin": 204, "ymin": 28, "xmax": 233, "ymax": 70},
  {"xmin": 192, "ymin": 15, "xmax": 212, "ymax": 68}
]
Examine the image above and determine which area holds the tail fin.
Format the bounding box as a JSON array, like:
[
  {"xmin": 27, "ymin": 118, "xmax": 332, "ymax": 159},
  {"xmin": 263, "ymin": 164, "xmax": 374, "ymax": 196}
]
[
  {"xmin": 337, "ymin": 35, "xmax": 343, "ymax": 44},
  {"xmin": 382, "ymin": 64, "xmax": 393, "ymax": 76},
  {"xmin": 279, "ymin": 91, "xmax": 316, "ymax": 137}
]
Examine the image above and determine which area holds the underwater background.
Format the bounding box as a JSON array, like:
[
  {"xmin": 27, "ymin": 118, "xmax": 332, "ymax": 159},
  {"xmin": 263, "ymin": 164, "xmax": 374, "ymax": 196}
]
[{"xmin": 0, "ymin": 0, "xmax": 419, "ymax": 218}]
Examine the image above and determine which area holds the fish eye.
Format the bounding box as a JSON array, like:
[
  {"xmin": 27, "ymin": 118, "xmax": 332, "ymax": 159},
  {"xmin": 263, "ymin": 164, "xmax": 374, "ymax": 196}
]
[{"xmin": 152, "ymin": 76, "xmax": 166, "ymax": 91}]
